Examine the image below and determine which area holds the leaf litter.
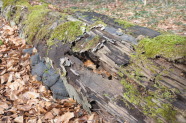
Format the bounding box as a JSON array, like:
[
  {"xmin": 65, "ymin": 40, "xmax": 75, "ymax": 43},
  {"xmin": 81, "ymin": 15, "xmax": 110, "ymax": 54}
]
[{"xmin": 0, "ymin": 17, "xmax": 101, "ymax": 123}]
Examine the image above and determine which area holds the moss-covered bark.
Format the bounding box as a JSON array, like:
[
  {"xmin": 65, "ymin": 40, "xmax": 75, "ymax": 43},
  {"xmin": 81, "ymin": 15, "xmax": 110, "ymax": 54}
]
[
  {"xmin": 115, "ymin": 19, "xmax": 135, "ymax": 28},
  {"xmin": 118, "ymin": 33, "xmax": 186, "ymax": 122},
  {"xmin": 47, "ymin": 21, "xmax": 85, "ymax": 46},
  {"xmin": 2, "ymin": 0, "xmax": 186, "ymax": 123},
  {"xmin": 137, "ymin": 34, "xmax": 186, "ymax": 61}
]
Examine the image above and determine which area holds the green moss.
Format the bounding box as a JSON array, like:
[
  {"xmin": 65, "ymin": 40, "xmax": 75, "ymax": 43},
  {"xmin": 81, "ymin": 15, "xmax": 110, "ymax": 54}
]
[
  {"xmin": 120, "ymin": 63, "xmax": 148, "ymax": 87},
  {"xmin": 36, "ymin": 25, "xmax": 51, "ymax": 42},
  {"xmin": 2, "ymin": 0, "xmax": 30, "ymax": 9},
  {"xmin": 24, "ymin": 4, "xmax": 50, "ymax": 43},
  {"xmin": 0, "ymin": 40, "xmax": 3, "ymax": 45},
  {"xmin": 36, "ymin": 14, "xmax": 66, "ymax": 43},
  {"xmin": 118, "ymin": 71, "xmax": 124, "ymax": 77},
  {"xmin": 72, "ymin": 36, "xmax": 100, "ymax": 52},
  {"xmin": 2, "ymin": 0, "xmax": 15, "ymax": 9},
  {"xmin": 13, "ymin": 5, "xmax": 27, "ymax": 24},
  {"xmin": 6, "ymin": 10, "xmax": 12, "ymax": 20},
  {"xmin": 115, "ymin": 19, "xmax": 135, "ymax": 28},
  {"xmin": 137, "ymin": 34, "xmax": 186, "ymax": 61},
  {"xmin": 118, "ymin": 34, "xmax": 182, "ymax": 122},
  {"xmin": 4, "ymin": 0, "xmax": 31, "ymax": 23},
  {"xmin": 153, "ymin": 82, "xmax": 176, "ymax": 100},
  {"xmin": 59, "ymin": 13, "xmax": 68, "ymax": 20},
  {"xmin": 16, "ymin": 0, "xmax": 30, "ymax": 6},
  {"xmin": 121, "ymin": 79, "xmax": 141, "ymax": 105},
  {"xmin": 157, "ymin": 104, "xmax": 177, "ymax": 121},
  {"xmin": 92, "ymin": 21, "xmax": 107, "ymax": 27},
  {"xmin": 87, "ymin": 21, "xmax": 107, "ymax": 31},
  {"xmin": 121, "ymin": 79, "xmax": 177, "ymax": 122},
  {"xmin": 84, "ymin": 36, "xmax": 100, "ymax": 49},
  {"xmin": 44, "ymin": 69, "xmax": 49, "ymax": 73},
  {"xmin": 103, "ymin": 93, "xmax": 109, "ymax": 97},
  {"xmin": 14, "ymin": 7, "xmax": 22, "ymax": 24},
  {"xmin": 3, "ymin": 0, "xmax": 50, "ymax": 43},
  {"xmin": 47, "ymin": 21, "xmax": 85, "ymax": 46}
]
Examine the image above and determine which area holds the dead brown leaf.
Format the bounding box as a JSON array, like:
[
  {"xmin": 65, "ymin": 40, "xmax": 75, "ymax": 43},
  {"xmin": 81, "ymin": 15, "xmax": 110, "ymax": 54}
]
[
  {"xmin": 56, "ymin": 112, "xmax": 74, "ymax": 123},
  {"xmin": 14, "ymin": 116, "xmax": 23, "ymax": 123},
  {"xmin": 44, "ymin": 112, "xmax": 54, "ymax": 120}
]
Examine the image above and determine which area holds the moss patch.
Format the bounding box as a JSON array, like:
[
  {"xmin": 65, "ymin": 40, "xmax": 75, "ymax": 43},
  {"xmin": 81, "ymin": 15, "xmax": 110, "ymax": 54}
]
[
  {"xmin": 4, "ymin": 0, "xmax": 30, "ymax": 23},
  {"xmin": 121, "ymin": 79, "xmax": 141, "ymax": 105},
  {"xmin": 3, "ymin": 0, "xmax": 50, "ymax": 43},
  {"xmin": 119, "ymin": 34, "xmax": 183, "ymax": 122},
  {"xmin": 14, "ymin": 7, "xmax": 22, "ymax": 24},
  {"xmin": 121, "ymin": 79, "xmax": 177, "ymax": 122},
  {"xmin": 14, "ymin": 0, "xmax": 31, "ymax": 23},
  {"xmin": 137, "ymin": 34, "xmax": 186, "ymax": 61},
  {"xmin": 3, "ymin": 0, "xmax": 30, "ymax": 8},
  {"xmin": 87, "ymin": 21, "xmax": 107, "ymax": 31},
  {"xmin": 36, "ymin": 25, "xmax": 51, "ymax": 42},
  {"xmin": 115, "ymin": 19, "xmax": 135, "ymax": 28},
  {"xmin": 24, "ymin": 4, "xmax": 50, "ymax": 43},
  {"xmin": 72, "ymin": 36, "xmax": 100, "ymax": 52},
  {"xmin": 16, "ymin": 0, "xmax": 30, "ymax": 6},
  {"xmin": 90, "ymin": 21, "xmax": 107, "ymax": 27},
  {"xmin": 6, "ymin": 10, "xmax": 12, "ymax": 20},
  {"xmin": 47, "ymin": 21, "xmax": 84, "ymax": 46},
  {"xmin": 2, "ymin": 0, "xmax": 15, "ymax": 9}
]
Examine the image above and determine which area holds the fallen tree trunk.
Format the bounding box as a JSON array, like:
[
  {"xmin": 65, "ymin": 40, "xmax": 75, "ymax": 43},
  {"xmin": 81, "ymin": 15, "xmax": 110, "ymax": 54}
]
[{"xmin": 1, "ymin": 0, "xmax": 186, "ymax": 122}]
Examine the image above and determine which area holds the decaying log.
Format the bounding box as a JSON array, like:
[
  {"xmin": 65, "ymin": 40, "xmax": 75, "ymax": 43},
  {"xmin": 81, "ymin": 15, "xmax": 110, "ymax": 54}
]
[{"xmin": 1, "ymin": 0, "xmax": 186, "ymax": 122}]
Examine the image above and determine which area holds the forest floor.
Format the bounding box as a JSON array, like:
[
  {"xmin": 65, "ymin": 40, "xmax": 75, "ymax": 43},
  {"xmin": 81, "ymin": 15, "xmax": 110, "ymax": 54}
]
[
  {"xmin": 0, "ymin": 17, "xmax": 100, "ymax": 123},
  {"xmin": 59, "ymin": 1, "xmax": 186, "ymax": 35}
]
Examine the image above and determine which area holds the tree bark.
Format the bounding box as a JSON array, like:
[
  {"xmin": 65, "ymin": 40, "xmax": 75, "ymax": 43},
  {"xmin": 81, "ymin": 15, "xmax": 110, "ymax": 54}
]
[{"xmin": 1, "ymin": 1, "xmax": 186, "ymax": 122}]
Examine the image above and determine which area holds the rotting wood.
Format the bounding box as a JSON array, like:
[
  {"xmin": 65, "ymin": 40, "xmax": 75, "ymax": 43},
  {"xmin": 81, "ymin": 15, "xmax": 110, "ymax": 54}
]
[{"xmin": 1, "ymin": 0, "xmax": 186, "ymax": 122}]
